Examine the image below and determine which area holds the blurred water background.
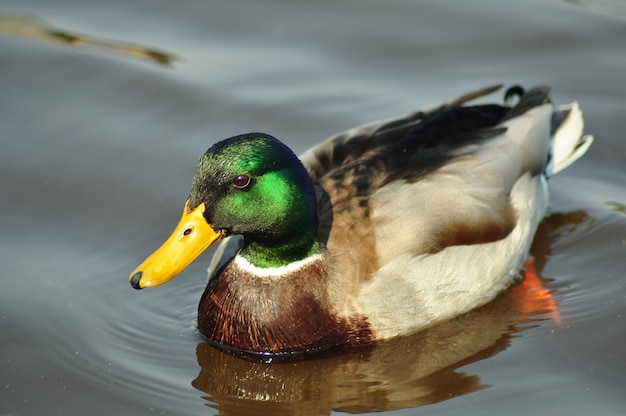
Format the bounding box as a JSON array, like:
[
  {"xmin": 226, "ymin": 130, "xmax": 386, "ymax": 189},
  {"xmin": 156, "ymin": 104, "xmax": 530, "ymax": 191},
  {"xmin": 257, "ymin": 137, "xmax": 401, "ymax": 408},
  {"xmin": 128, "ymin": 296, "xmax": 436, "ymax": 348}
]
[{"xmin": 1, "ymin": 1, "xmax": 625, "ymax": 415}]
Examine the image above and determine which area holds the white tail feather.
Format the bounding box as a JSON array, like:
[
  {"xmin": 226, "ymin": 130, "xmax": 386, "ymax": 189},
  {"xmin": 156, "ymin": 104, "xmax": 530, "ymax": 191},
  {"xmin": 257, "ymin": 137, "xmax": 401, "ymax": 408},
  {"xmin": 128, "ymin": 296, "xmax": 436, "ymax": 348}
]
[{"xmin": 549, "ymin": 101, "xmax": 594, "ymax": 176}]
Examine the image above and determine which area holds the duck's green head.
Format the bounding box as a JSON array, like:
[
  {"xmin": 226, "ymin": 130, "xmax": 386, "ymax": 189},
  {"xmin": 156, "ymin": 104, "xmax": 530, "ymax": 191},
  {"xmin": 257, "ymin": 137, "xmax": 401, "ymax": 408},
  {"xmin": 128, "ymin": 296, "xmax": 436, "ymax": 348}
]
[{"xmin": 129, "ymin": 133, "xmax": 319, "ymax": 289}]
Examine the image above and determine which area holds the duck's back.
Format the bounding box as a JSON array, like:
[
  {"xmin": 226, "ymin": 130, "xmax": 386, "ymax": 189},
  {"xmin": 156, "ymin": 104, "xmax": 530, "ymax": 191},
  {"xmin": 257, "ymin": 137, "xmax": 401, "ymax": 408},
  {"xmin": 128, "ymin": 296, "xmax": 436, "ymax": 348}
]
[{"xmin": 300, "ymin": 85, "xmax": 592, "ymax": 338}]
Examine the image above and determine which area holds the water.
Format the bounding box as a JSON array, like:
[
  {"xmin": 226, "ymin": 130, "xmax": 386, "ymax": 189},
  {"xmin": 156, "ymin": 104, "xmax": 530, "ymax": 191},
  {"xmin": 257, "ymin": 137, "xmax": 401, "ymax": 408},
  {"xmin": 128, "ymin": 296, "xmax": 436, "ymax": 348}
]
[{"xmin": 1, "ymin": 0, "xmax": 625, "ymax": 415}]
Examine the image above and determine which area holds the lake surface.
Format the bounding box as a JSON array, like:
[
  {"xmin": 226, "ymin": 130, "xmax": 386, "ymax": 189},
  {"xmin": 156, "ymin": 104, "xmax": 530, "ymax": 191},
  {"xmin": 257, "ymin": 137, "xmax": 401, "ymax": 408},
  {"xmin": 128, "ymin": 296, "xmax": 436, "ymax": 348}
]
[{"xmin": 1, "ymin": 1, "xmax": 625, "ymax": 415}]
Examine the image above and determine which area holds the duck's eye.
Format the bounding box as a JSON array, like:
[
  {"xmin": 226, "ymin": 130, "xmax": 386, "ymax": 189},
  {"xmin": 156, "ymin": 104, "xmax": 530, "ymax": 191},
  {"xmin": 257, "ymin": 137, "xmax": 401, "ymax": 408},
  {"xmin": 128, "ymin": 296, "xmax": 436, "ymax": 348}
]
[{"xmin": 233, "ymin": 174, "xmax": 252, "ymax": 189}]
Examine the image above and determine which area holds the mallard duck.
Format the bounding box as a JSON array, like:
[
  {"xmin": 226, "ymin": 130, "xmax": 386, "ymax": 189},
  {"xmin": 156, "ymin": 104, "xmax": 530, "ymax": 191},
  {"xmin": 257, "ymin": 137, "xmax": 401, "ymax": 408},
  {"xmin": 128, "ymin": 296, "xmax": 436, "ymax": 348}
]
[{"xmin": 129, "ymin": 84, "xmax": 592, "ymax": 359}]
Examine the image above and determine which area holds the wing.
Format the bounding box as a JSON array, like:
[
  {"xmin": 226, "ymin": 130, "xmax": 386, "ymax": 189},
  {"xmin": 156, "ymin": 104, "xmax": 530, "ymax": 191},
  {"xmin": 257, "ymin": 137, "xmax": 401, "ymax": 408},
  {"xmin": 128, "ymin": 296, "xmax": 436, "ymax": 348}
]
[{"xmin": 303, "ymin": 85, "xmax": 554, "ymax": 267}]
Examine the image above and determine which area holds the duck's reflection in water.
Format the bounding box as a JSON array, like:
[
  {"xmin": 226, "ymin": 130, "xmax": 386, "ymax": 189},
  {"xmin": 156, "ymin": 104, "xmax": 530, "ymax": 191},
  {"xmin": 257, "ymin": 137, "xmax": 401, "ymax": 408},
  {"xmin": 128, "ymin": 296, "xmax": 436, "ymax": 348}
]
[{"xmin": 192, "ymin": 211, "xmax": 591, "ymax": 415}]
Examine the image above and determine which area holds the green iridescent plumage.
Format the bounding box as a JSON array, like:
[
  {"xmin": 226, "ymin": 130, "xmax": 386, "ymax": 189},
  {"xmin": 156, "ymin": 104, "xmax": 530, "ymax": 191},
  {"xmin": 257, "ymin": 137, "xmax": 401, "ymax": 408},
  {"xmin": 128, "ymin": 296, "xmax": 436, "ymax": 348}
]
[{"xmin": 188, "ymin": 133, "xmax": 320, "ymax": 268}]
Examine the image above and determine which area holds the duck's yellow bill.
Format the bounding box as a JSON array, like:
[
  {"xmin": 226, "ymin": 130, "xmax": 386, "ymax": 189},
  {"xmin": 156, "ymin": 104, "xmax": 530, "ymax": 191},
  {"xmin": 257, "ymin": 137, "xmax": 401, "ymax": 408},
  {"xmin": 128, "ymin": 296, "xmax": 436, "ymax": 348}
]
[{"xmin": 129, "ymin": 201, "xmax": 223, "ymax": 290}]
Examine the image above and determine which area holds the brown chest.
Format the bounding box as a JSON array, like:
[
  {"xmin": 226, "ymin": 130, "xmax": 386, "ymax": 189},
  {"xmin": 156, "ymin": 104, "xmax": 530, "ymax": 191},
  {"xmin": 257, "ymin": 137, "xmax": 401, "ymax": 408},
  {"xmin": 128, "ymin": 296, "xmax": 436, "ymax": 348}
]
[{"xmin": 197, "ymin": 257, "xmax": 373, "ymax": 359}]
